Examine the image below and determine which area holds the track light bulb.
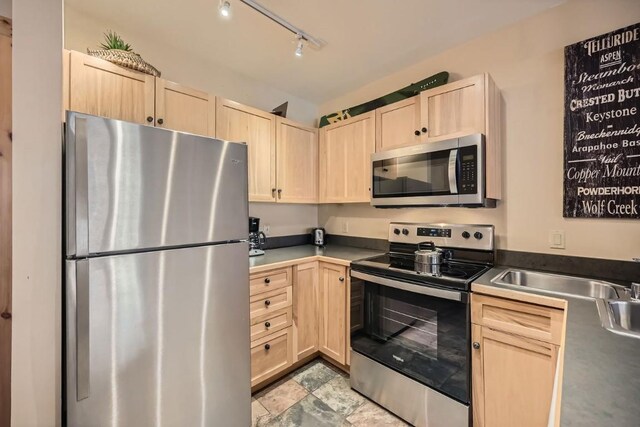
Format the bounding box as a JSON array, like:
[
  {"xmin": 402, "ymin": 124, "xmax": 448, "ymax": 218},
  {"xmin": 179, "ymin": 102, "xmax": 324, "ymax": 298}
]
[
  {"xmin": 295, "ymin": 35, "xmax": 304, "ymax": 57},
  {"xmin": 219, "ymin": 1, "xmax": 231, "ymax": 17}
]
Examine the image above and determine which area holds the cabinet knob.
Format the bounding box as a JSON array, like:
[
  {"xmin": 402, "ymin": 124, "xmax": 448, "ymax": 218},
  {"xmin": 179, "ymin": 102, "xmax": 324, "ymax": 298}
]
[
  {"xmin": 272, "ymin": 188, "xmax": 277, "ymax": 197},
  {"xmin": 265, "ymin": 321, "xmax": 271, "ymax": 328},
  {"xmin": 146, "ymin": 116, "xmax": 153, "ymax": 123},
  {"xmin": 264, "ymin": 344, "xmax": 271, "ymax": 350},
  {"xmin": 473, "ymin": 342, "xmax": 480, "ymax": 350},
  {"xmin": 264, "ymin": 278, "xmax": 271, "ymax": 284},
  {"xmin": 421, "ymin": 127, "xmax": 428, "ymax": 133},
  {"xmin": 277, "ymin": 189, "xmax": 282, "ymax": 199},
  {"xmin": 339, "ymin": 277, "xmax": 345, "ymax": 282},
  {"xmin": 264, "ymin": 300, "xmax": 271, "ymax": 306},
  {"xmin": 414, "ymin": 130, "xmax": 420, "ymax": 136},
  {"xmin": 157, "ymin": 118, "xmax": 164, "ymax": 125},
  {"xmin": 0, "ymin": 311, "xmax": 11, "ymax": 320}
]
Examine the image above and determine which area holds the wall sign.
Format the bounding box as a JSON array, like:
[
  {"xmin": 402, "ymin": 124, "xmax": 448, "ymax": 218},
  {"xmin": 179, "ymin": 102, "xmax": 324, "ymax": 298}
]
[{"xmin": 564, "ymin": 22, "xmax": 640, "ymax": 219}]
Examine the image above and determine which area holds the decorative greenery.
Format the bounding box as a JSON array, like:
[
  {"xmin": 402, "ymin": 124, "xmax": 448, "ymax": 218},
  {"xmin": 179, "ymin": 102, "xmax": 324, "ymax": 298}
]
[{"xmin": 99, "ymin": 30, "xmax": 133, "ymax": 52}]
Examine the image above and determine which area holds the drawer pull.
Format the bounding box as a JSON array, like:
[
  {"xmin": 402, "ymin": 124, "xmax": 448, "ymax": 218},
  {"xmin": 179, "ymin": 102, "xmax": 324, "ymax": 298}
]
[
  {"xmin": 265, "ymin": 300, "xmax": 271, "ymax": 306},
  {"xmin": 265, "ymin": 321, "xmax": 271, "ymax": 328},
  {"xmin": 264, "ymin": 344, "xmax": 271, "ymax": 350},
  {"xmin": 339, "ymin": 277, "xmax": 345, "ymax": 282},
  {"xmin": 264, "ymin": 278, "xmax": 271, "ymax": 284},
  {"xmin": 473, "ymin": 342, "xmax": 480, "ymax": 350}
]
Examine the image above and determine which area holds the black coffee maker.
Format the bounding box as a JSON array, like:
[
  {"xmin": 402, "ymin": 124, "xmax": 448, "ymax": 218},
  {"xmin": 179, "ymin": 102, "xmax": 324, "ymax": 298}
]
[{"xmin": 249, "ymin": 217, "xmax": 266, "ymax": 257}]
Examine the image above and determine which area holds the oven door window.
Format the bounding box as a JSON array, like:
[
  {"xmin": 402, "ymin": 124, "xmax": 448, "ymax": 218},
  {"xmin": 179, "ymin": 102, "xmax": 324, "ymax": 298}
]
[
  {"xmin": 372, "ymin": 150, "xmax": 454, "ymax": 198},
  {"xmin": 351, "ymin": 280, "xmax": 469, "ymax": 404}
]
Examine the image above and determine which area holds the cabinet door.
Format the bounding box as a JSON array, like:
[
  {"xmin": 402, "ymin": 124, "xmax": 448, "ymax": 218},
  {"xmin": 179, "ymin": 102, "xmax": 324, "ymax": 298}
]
[
  {"xmin": 68, "ymin": 51, "xmax": 155, "ymax": 125},
  {"xmin": 420, "ymin": 74, "xmax": 485, "ymax": 142},
  {"xmin": 276, "ymin": 118, "xmax": 318, "ymax": 203},
  {"xmin": 472, "ymin": 324, "xmax": 559, "ymax": 427},
  {"xmin": 319, "ymin": 112, "xmax": 374, "ymax": 203},
  {"xmin": 216, "ymin": 98, "xmax": 276, "ymax": 202},
  {"xmin": 318, "ymin": 262, "xmax": 347, "ymax": 364},
  {"xmin": 293, "ymin": 262, "xmax": 319, "ymax": 360},
  {"xmin": 155, "ymin": 79, "xmax": 215, "ymax": 137},
  {"xmin": 375, "ymin": 96, "xmax": 421, "ymax": 152}
]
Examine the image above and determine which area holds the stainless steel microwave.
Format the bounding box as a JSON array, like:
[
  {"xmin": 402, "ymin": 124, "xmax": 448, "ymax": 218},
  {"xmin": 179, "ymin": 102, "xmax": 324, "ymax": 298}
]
[{"xmin": 371, "ymin": 134, "xmax": 495, "ymax": 208}]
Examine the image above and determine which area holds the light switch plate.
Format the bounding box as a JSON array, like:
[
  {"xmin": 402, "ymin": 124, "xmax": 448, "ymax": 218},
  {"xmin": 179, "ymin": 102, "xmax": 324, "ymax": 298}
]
[
  {"xmin": 342, "ymin": 221, "xmax": 349, "ymax": 233},
  {"xmin": 263, "ymin": 225, "xmax": 270, "ymax": 235},
  {"xmin": 549, "ymin": 230, "xmax": 565, "ymax": 249}
]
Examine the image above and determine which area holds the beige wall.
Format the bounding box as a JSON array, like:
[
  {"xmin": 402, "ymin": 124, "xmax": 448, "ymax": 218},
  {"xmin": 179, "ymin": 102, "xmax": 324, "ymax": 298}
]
[
  {"xmin": 12, "ymin": 0, "xmax": 63, "ymax": 425},
  {"xmin": 63, "ymin": 5, "xmax": 318, "ymax": 126},
  {"xmin": 249, "ymin": 203, "xmax": 318, "ymax": 237},
  {"xmin": 318, "ymin": 0, "xmax": 640, "ymax": 261},
  {"xmin": 0, "ymin": 0, "xmax": 10, "ymax": 18}
]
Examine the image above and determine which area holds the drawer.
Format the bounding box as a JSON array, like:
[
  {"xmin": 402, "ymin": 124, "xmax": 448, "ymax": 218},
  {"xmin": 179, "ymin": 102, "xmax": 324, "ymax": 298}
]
[
  {"xmin": 250, "ymin": 267, "xmax": 292, "ymax": 296},
  {"xmin": 471, "ymin": 293, "xmax": 564, "ymax": 345},
  {"xmin": 250, "ymin": 286, "xmax": 292, "ymax": 320},
  {"xmin": 251, "ymin": 307, "xmax": 293, "ymax": 342},
  {"xmin": 250, "ymin": 327, "xmax": 293, "ymax": 386}
]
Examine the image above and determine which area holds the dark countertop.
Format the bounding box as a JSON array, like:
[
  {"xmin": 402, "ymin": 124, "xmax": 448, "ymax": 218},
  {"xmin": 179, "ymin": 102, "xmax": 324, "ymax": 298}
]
[
  {"xmin": 249, "ymin": 244, "xmax": 383, "ymax": 270},
  {"xmin": 474, "ymin": 267, "xmax": 640, "ymax": 427}
]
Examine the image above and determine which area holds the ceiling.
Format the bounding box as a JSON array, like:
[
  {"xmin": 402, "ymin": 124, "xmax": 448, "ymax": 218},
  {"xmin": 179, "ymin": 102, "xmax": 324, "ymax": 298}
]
[{"xmin": 65, "ymin": 0, "xmax": 565, "ymax": 104}]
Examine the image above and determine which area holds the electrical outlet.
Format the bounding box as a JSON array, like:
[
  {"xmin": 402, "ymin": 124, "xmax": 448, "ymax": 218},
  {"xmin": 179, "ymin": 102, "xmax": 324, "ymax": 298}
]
[
  {"xmin": 549, "ymin": 230, "xmax": 565, "ymax": 249},
  {"xmin": 263, "ymin": 225, "xmax": 270, "ymax": 236},
  {"xmin": 342, "ymin": 221, "xmax": 349, "ymax": 233}
]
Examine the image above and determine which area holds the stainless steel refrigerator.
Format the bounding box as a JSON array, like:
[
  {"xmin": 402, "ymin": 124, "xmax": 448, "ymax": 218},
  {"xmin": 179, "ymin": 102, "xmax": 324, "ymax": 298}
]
[{"xmin": 64, "ymin": 112, "xmax": 251, "ymax": 426}]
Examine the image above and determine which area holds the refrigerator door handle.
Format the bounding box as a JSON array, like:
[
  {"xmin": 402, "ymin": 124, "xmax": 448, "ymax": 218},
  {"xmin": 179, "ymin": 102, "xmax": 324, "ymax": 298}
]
[
  {"xmin": 72, "ymin": 115, "xmax": 90, "ymax": 258},
  {"xmin": 76, "ymin": 259, "xmax": 90, "ymax": 400}
]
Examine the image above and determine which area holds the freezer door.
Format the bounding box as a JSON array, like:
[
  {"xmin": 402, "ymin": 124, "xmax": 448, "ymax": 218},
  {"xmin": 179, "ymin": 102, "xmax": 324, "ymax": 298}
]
[
  {"xmin": 66, "ymin": 112, "xmax": 248, "ymax": 257},
  {"xmin": 65, "ymin": 242, "xmax": 251, "ymax": 427}
]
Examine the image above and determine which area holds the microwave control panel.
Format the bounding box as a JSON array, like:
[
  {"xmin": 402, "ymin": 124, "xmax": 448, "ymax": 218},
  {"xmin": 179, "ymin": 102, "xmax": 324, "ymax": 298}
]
[{"xmin": 459, "ymin": 145, "xmax": 478, "ymax": 194}]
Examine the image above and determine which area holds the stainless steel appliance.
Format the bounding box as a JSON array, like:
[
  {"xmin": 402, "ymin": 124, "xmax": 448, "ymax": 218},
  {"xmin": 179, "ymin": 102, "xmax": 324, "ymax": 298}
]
[
  {"xmin": 371, "ymin": 134, "xmax": 495, "ymax": 208},
  {"xmin": 312, "ymin": 227, "xmax": 325, "ymax": 246},
  {"xmin": 249, "ymin": 216, "xmax": 266, "ymax": 256},
  {"xmin": 64, "ymin": 112, "xmax": 251, "ymax": 426},
  {"xmin": 350, "ymin": 222, "xmax": 495, "ymax": 427}
]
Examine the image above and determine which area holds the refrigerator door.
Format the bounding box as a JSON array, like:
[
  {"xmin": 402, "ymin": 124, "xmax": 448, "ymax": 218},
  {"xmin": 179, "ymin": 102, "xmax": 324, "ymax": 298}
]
[
  {"xmin": 66, "ymin": 112, "xmax": 248, "ymax": 257},
  {"xmin": 65, "ymin": 242, "xmax": 251, "ymax": 427}
]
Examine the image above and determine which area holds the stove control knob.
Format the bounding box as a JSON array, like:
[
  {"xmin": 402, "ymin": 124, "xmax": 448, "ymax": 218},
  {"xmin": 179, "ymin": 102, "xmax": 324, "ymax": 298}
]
[
  {"xmin": 462, "ymin": 231, "xmax": 470, "ymax": 239},
  {"xmin": 393, "ymin": 228, "xmax": 401, "ymax": 235},
  {"xmin": 402, "ymin": 228, "xmax": 409, "ymax": 236},
  {"xmin": 474, "ymin": 232, "xmax": 483, "ymax": 240}
]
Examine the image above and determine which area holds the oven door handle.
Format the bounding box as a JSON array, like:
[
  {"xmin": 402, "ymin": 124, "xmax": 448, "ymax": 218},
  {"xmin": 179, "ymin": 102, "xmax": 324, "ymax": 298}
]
[{"xmin": 351, "ymin": 271, "xmax": 465, "ymax": 302}]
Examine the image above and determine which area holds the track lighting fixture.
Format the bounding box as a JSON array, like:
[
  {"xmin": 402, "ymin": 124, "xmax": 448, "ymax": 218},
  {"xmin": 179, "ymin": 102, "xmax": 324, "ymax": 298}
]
[{"xmin": 219, "ymin": 0, "xmax": 231, "ymax": 18}]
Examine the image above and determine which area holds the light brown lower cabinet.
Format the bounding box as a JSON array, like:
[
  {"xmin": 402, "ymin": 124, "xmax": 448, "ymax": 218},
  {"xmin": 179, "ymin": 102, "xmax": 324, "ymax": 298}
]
[
  {"xmin": 250, "ymin": 328, "xmax": 293, "ymax": 386},
  {"xmin": 318, "ymin": 262, "xmax": 348, "ymax": 365},
  {"xmin": 293, "ymin": 262, "xmax": 319, "ymax": 360},
  {"xmin": 471, "ymin": 293, "xmax": 566, "ymax": 427}
]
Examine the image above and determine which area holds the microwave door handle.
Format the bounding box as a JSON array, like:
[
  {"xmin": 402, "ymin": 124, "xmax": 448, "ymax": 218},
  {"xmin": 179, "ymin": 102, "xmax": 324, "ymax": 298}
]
[{"xmin": 448, "ymin": 149, "xmax": 458, "ymax": 194}]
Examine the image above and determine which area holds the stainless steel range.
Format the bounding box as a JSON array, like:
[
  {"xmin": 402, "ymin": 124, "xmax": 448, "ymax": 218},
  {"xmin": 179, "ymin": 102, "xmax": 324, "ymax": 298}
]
[{"xmin": 349, "ymin": 222, "xmax": 495, "ymax": 427}]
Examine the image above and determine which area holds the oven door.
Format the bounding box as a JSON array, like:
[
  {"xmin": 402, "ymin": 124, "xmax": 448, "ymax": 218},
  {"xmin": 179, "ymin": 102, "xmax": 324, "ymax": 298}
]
[{"xmin": 350, "ymin": 270, "xmax": 470, "ymax": 404}]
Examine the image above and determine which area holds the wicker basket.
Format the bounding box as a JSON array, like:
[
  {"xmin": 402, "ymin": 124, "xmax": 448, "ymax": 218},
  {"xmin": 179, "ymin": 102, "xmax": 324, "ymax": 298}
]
[{"xmin": 87, "ymin": 48, "xmax": 161, "ymax": 77}]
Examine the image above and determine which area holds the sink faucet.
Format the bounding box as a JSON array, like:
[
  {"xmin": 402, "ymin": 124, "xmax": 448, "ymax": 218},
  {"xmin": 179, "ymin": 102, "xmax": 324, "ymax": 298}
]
[{"xmin": 631, "ymin": 283, "xmax": 640, "ymax": 302}]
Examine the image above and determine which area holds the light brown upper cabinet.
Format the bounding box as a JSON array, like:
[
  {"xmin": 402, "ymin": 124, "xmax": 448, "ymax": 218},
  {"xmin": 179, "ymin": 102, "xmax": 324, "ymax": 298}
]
[
  {"xmin": 216, "ymin": 98, "xmax": 277, "ymax": 202},
  {"xmin": 375, "ymin": 95, "xmax": 421, "ymax": 151},
  {"xmin": 66, "ymin": 50, "xmax": 155, "ymax": 125},
  {"xmin": 420, "ymin": 74, "xmax": 487, "ymax": 141},
  {"xmin": 319, "ymin": 111, "xmax": 375, "ymax": 203},
  {"xmin": 318, "ymin": 262, "xmax": 348, "ymax": 365},
  {"xmin": 155, "ymin": 79, "xmax": 215, "ymax": 137},
  {"xmin": 65, "ymin": 50, "xmax": 216, "ymax": 138},
  {"xmin": 276, "ymin": 117, "xmax": 318, "ymax": 203}
]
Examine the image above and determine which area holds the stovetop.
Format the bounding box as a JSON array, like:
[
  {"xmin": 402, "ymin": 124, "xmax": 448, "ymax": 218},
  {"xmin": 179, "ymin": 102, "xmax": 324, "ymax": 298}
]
[{"xmin": 351, "ymin": 253, "xmax": 491, "ymax": 291}]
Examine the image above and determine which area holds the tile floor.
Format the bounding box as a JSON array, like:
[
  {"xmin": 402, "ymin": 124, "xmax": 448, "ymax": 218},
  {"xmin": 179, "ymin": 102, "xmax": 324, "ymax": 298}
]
[{"xmin": 252, "ymin": 359, "xmax": 411, "ymax": 427}]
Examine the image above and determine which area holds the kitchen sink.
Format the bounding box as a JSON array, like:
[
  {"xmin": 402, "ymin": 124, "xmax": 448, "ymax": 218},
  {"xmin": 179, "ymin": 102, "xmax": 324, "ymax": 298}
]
[
  {"xmin": 597, "ymin": 300, "xmax": 640, "ymax": 339},
  {"xmin": 491, "ymin": 269, "xmax": 626, "ymax": 300}
]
